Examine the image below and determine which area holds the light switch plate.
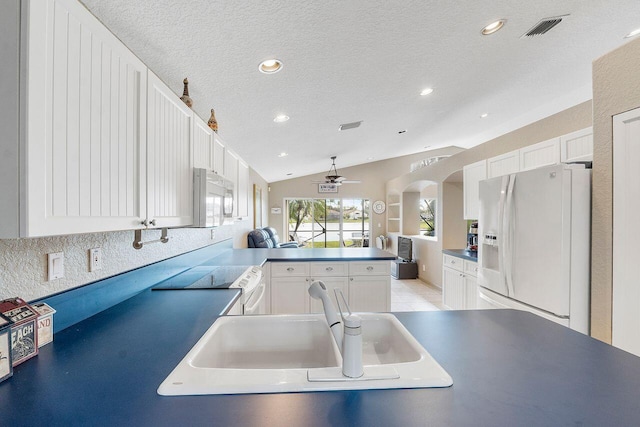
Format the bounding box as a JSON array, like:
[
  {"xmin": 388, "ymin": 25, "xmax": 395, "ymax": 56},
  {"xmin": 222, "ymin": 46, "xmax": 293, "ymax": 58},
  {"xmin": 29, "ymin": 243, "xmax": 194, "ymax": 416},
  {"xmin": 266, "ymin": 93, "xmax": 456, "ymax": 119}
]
[{"xmin": 48, "ymin": 252, "xmax": 64, "ymax": 281}]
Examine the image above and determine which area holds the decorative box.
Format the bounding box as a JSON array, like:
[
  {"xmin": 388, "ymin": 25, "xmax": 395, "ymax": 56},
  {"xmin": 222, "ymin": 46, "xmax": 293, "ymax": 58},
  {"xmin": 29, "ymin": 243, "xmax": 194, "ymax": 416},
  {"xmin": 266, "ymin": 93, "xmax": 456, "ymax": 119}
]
[
  {"xmin": 32, "ymin": 302, "xmax": 56, "ymax": 347},
  {"xmin": 0, "ymin": 314, "xmax": 13, "ymax": 383},
  {"xmin": 0, "ymin": 298, "xmax": 39, "ymax": 366}
]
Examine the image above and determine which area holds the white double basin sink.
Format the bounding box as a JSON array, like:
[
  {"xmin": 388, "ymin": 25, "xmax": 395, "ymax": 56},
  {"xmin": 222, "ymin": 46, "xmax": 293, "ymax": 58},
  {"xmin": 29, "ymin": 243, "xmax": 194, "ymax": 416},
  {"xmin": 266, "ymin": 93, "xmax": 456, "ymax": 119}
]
[{"xmin": 158, "ymin": 313, "xmax": 452, "ymax": 395}]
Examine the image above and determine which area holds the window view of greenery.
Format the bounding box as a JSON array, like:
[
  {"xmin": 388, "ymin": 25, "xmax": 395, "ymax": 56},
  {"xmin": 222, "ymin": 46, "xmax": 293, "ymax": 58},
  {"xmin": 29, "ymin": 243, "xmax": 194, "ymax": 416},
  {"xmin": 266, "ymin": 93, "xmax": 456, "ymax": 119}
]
[
  {"xmin": 287, "ymin": 198, "xmax": 371, "ymax": 248},
  {"xmin": 420, "ymin": 198, "xmax": 436, "ymax": 236}
]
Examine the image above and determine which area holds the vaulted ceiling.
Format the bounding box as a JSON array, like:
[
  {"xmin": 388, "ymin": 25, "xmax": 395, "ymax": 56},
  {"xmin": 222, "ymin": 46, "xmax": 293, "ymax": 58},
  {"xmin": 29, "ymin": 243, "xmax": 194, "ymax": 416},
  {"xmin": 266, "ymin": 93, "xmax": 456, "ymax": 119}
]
[{"xmin": 81, "ymin": 0, "xmax": 640, "ymax": 182}]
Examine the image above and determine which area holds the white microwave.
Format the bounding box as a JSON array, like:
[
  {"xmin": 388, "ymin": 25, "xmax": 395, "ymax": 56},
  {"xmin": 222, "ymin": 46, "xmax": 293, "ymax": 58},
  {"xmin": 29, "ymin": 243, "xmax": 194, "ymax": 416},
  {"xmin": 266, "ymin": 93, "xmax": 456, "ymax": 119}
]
[{"xmin": 192, "ymin": 168, "xmax": 234, "ymax": 227}]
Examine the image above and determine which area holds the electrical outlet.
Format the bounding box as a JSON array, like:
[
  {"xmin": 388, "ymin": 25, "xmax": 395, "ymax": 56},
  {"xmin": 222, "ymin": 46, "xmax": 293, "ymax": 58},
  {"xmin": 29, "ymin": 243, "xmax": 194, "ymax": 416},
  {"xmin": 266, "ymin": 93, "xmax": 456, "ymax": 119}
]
[
  {"xmin": 210, "ymin": 229, "xmax": 216, "ymax": 240},
  {"xmin": 89, "ymin": 248, "xmax": 102, "ymax": 272},
  {"xmin": 48, "ymin": 252, "xmax": 64, "ymax": 281},
  {"xmin": 422, "ymin": 264, "xmax": 426, "ymax": 272}
]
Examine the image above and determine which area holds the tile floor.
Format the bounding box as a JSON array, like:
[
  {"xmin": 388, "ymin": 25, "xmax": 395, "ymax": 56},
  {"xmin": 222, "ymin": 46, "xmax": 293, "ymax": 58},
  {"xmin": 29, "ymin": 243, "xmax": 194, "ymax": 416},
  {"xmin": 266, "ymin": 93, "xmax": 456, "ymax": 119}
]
[{"xmin": 390, "ymin": 277, "xmax": 446, "ymax": 312}]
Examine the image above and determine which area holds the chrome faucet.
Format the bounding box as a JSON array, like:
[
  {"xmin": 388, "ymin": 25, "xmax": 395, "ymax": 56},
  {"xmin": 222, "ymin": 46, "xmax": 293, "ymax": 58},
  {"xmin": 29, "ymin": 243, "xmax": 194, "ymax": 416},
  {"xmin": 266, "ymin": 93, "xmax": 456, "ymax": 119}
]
[{"xmin": 308, "ymin": 280, "xmax": 363, "ymax": 378}]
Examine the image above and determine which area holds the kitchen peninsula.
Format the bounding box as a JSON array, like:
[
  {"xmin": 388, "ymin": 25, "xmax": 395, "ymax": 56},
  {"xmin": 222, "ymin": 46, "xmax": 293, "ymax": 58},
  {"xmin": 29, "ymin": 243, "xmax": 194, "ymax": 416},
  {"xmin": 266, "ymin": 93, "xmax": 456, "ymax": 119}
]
[{"xmin": 1, "ymin": 286, "xmax": 640, "ymax": 425}]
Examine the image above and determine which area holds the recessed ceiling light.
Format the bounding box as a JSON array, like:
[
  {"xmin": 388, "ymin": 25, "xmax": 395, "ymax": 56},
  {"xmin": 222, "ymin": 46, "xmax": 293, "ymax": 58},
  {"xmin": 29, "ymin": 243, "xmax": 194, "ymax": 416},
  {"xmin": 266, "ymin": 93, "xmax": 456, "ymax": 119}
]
[
  {"xmin": 278, "ymin": 152, "xmax": 288, "ymax": 158},
  {"xmin": 482, "ymin": 19, "xmax": 506, "ymax": 35},
  {"xmin": 274, "ymin": 114, "xmax": 290, "ymax": 123},
  {"xmin": 420, "ymin": 88, "xmax": 434, "ymax": 96},
  {"xmin": 480, "ymin": 113, "xmax": 489, "ymax": 118},
  {"xmin": 625, "ymin": 28, "xmax": 640, "ymax": 38},
  {"xmin": 259, "ymin": 59, "xmax": 283, "ymax": 74}
]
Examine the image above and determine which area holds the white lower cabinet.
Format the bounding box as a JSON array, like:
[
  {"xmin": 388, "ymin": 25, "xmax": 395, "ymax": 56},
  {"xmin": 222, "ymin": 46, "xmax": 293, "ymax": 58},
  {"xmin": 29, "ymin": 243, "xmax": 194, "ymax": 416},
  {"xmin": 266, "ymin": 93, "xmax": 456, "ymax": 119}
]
[
  {"xmin": 271, "ymin": 276, "xmax": 311, "ymax": 314},
  {"xmin": 348, "ymin": 276, "xmax": 390, "ymax": 312},
  {"xmin": 442, "ymin": 254, "xmax": 478, "ymax": 310},
  {"xmin": 269, "ymin": 261, "xmax": 390, "ymax": 314}
]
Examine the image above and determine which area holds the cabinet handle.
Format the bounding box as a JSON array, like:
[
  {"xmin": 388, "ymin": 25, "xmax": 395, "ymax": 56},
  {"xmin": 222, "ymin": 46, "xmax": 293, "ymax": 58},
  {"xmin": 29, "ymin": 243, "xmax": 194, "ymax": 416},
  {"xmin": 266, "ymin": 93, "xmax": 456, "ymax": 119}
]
[
  {"xmin": 350, "ymin": 278, "xmax": 354, "ymax": 281},
  {"xmin": 451, "ymin": 260, "xmax": 456, "ymax": 264},
  {"xmin": 141, "ymin": 219, "xmax": 148, "ymax": 226},
  {"xmin": 367, "ymin": 266, "xmax": 374, "ymax": 271},
  {"xmin": 306, "ymin": 278, "xmax": 309, "ymax": 281},
  {"xmin": 326, "ymin": 267, "xmax": 333, "ymax": 271},
  {"xmin": 287, "ymin": 267, "xmax": 294, "ymax": 272},
  {"xmin": 149, "ymin": 219, "xmax": 157, "ymax": 226}
]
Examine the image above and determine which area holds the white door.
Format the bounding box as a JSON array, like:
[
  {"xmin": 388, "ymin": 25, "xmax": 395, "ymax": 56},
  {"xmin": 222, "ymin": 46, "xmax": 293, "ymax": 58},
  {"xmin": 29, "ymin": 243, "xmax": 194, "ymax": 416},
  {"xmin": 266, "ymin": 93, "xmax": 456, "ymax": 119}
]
[
  {"xmin": 507, "ymin": 164, "xmax": 572, "ymax": 316},
  {"xmin": 613, "ymin": 107, "xmax": 640, "ymax": 356},
  {"xmin": 270, "ymin": 277, "xmax": 309, "ymax": 314},
  {"xmin": 348, "ymin": 276, "xmax": 390, "ymax": 312},
  {"xmin": 478, "ymin": 175, "xmax": 509, "ymax": 296},
  {"xmin": 442, "ymin": 267, "xmax": 465, "ymax": 310}
]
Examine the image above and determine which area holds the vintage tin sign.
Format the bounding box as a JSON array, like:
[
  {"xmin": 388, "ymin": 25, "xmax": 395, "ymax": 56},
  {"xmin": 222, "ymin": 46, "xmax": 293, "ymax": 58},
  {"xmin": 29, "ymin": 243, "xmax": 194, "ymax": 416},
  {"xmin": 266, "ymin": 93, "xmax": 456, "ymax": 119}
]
[
  {"xmin": 0, "ymin": 298, "xmax": 39, "ymax": 366},
  {"xmin": 0, "ymin": 313, "xmax": 13, "ymax": 382},
  {"xmin": 32, "ymin": 302, "xmax": 56, "ymax": 347}
]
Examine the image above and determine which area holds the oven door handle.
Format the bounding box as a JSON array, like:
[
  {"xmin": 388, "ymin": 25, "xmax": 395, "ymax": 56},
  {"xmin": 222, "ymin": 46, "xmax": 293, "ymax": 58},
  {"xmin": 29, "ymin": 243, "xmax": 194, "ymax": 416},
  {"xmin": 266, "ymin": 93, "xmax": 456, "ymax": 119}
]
[{"xmin": 244, "ymin": 281, "xmax": 266, "ymax": 315}]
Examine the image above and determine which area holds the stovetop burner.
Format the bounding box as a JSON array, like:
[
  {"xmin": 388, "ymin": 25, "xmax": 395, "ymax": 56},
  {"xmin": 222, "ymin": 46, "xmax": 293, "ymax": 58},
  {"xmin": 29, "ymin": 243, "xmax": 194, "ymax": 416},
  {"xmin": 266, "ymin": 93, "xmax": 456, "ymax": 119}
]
[{"xmin": 152, "ymin": 265, "xmax": 252, "ymax": 290}]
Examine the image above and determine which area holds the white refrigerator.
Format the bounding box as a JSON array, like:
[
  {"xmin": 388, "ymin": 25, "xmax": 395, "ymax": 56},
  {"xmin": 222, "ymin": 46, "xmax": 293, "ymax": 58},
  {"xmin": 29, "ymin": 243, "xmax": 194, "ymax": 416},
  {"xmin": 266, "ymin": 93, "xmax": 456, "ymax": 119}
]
[{"xmin": 477, "ymin": 163, "xmax": 591, "ymax": 334}]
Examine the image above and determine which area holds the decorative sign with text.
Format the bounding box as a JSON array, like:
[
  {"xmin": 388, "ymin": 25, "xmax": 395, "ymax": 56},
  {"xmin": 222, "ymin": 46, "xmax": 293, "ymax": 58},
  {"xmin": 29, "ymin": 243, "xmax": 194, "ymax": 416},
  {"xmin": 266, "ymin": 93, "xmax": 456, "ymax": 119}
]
[
  {"xmin": 318, "ymin": 183, "xmax": 339, "ymax": 193},
  {"xmin": 0, "ymin": 314, "xmax": 13, "ymax": 383},
  {"xmin": 0, "ymin": 298, "xmax": 39, "ymax": 366}
]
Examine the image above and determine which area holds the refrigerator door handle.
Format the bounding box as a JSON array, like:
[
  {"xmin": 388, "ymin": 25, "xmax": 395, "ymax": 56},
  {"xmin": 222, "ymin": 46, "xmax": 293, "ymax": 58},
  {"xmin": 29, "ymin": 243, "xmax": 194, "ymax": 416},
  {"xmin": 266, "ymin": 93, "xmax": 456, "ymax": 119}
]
[
  {"xmin": 504, "ymin": 174, "xmax": 517, "ymax": 296},
  {"xmin": 498, "ymin": 175, "xmax": 509, "ymax": 294}
]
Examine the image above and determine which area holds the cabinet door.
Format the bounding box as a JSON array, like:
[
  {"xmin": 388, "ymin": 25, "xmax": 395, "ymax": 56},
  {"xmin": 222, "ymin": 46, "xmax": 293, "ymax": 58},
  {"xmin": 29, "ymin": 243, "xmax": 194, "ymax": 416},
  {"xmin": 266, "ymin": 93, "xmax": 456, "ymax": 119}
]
[
  {"xmin": 348, "ymin": 276, "xmax": 390, "ymax": 312},
  {"xmin": 560, "ymin": 127, "xmax": 593, "ymax": 163},
  {"xmin": 487, "ymin": 151, "xmax": 520, "ymax": 178},
  {"xmin": 464, "ymin": 275, "xmax": 477, "ymax": 310},
  {"xmin": 308, "ymin": 277, "xmax": 349, "ymax": 314},
  {"xmin": 442, "ymin": 267, "xmax": 465, "ymax": 310},
  {"xmin": 519, "ymin": 137, "xmax": 560, "ymax": 171},
  {"xmin": 24, "ymin": 0, "xmax": 147, "ymax": 236},
  {"xmin": 224, "ymin": 150, "xmax": 239, "ymax": 216},
  {"xmin": 271, "ymin": 277, "xmax": 310, "ymax": 314},
  {"xmin": 146, "ymin": 71, "xmax": 193, "ymax": 228},
  {"xmin": 212, "ymin": 135, "xmax": 225, "ymax": 176},
  {"xmin": 463, "ymin": 160, "xmax": 487, "ymax": 220},
  {"xmin": 193, "ymin": 115, "xmax": 213, "ymax": 170},
  {"xmin": 237, "ymin": 160, "xmax": 250, "ymax": 218}
]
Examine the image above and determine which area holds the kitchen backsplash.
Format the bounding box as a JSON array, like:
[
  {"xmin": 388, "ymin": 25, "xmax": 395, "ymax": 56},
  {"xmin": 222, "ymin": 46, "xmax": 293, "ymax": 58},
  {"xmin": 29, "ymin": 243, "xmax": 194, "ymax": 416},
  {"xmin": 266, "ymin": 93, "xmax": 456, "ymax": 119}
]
[{"xmin": 0, "ymin": 220, "xmax": 250, "ymax": 301}]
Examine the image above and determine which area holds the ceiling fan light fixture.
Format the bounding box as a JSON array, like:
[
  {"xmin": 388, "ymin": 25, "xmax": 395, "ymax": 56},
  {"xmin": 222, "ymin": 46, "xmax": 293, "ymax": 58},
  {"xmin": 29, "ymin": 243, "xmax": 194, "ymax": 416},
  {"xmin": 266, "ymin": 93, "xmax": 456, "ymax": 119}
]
[
  {"xmin": 420, "ymin": 88, "xmax": 434, "ymax": 96},
  {"xmin": 259, "ymin": 59, "xmax": 283, "ymax": 74},
  {"xmin": 482, "ymin": 19, "xmax": 506, "ymax": 35},
  {"xmin": 274, "ymin": 114, "xmax": 289, "ymax": 122}
]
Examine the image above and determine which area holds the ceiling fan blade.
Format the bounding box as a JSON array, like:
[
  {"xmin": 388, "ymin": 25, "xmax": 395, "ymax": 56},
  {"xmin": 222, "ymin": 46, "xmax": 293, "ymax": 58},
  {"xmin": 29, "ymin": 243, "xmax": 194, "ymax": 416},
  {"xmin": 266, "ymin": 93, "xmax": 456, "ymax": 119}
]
[{"xmin": 341, "ymin": 180, "xmax": 361, "ymax": 184}]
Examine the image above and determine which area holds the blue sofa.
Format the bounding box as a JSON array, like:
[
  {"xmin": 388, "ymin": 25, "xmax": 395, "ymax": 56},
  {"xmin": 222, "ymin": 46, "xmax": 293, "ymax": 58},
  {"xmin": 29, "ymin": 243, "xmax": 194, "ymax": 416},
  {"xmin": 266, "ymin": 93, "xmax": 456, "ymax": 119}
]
[{"xmin": 247, "ymin": 227, "xmax": 300, "ymax": 248}]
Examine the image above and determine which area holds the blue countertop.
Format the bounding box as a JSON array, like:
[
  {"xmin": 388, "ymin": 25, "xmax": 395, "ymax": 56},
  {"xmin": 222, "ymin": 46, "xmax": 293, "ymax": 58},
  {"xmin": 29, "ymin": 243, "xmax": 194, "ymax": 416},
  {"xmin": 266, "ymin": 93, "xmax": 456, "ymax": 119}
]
[
  {"xmin": 3, "ymin": 287, "xmax": 640, "ymax": 425},
  {"xmin": 207, "ymin": 247, "xmax": 396, "ymax": 266},
  {"xmin": 442, "ymin": 249, "xmax": 478, "ymax": 262}
]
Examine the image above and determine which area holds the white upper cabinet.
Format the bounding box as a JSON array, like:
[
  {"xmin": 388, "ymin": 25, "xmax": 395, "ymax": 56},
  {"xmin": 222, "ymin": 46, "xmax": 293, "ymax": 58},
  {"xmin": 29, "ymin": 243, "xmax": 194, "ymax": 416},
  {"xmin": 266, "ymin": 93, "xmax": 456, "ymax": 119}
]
[
  {"xmin": 193, "ymin": 114, "xmax": 214, "ymax": 170},
  {"xmin": 1, "ymin": 0, "xmax": 148, "ymax": 237},
  {"xmin": 487, "ymin": 151, "xmax": 520, "ymax": 178},
  {"xmin": 560, "ymin": 127, "xmax": 593, "ymax": 163},
  {"xmin": 463, "ymin": 160, "xmax": 487, "ymax": 220},
  {"xmin": 519, "ymin": 137, "xmax": 560, "ymax": 171},
  {"xmin": 224, "ymin": 149, "xmax": 239, "ymax": 216},
  {"xmin": 146, "ymin": 71, "xmax": 194, "ymax": 228},
  {"xmin": 212, "ymin": 135, "xmax": 225, "ymax": 176},
  {"xmin": 237, "ymin": 160, "xmax": 250, "ymax": 218}
]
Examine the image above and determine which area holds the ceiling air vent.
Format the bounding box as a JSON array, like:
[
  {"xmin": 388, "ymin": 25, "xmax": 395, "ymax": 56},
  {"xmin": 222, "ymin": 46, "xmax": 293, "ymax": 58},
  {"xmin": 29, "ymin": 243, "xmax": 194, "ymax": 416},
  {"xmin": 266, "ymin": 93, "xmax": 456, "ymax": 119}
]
[
  {"xmin": 521, "ymin": 14, "xmax": 568, "ymax": 38},
  {"xmin": 338, "ymin": 121, "xmax": 362, "ymax": 131}
]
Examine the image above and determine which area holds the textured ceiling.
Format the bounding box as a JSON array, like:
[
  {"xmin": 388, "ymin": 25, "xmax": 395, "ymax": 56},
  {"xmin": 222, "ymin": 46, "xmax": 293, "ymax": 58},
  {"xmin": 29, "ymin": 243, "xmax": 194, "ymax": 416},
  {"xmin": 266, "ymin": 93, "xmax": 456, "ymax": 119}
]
[{"xmin": 80, "ymin": 0, "xmax": 640, "ymax": 183}]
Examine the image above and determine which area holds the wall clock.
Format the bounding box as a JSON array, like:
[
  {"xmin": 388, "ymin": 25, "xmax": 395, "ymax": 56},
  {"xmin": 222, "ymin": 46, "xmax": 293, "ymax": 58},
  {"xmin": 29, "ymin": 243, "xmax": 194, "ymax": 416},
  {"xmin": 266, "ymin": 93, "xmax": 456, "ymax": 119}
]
[{"xmin": 372, "ymin": 200, "xmax": 386, "ymax": 214}]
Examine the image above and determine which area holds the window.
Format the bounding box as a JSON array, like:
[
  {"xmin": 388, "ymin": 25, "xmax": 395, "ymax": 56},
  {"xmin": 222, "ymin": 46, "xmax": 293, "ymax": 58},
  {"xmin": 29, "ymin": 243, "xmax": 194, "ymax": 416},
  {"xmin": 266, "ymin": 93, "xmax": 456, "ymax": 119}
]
[
  {"xmin": 420, "ymin": 198, "xmax": 436, "ymax": 237},
  {"xmin": 286, "ymin": 198, "xmax": 370, "ymax": 248}
]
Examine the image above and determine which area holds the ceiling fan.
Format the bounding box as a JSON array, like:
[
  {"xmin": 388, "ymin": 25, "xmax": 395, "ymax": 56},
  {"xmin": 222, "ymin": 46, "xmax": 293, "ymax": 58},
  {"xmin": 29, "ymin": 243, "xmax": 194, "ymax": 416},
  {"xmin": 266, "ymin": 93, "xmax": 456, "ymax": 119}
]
[{"xmin": 311, "ymin": 156, "xmax": 361, "ymax": 186}]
